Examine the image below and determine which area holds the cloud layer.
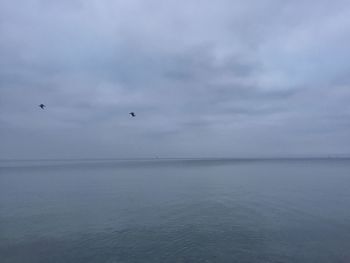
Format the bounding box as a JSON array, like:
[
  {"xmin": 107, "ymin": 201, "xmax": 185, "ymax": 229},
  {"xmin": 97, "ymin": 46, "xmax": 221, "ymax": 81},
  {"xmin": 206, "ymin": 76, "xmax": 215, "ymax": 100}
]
[{"xmin": 1, "ymin": 0, "xmax": 350, "ymax": 158}]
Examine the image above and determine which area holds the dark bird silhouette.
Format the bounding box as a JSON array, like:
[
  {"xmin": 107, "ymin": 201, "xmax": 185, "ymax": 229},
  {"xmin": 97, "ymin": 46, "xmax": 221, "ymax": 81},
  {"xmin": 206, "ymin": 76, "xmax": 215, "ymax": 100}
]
[
  {"xmin": 39, "ymin": 104, "xmax": 46, "ymax": 109},
  {"xmin": 129, "ymin": 112, "xmax": 136, "ymax": 117}
]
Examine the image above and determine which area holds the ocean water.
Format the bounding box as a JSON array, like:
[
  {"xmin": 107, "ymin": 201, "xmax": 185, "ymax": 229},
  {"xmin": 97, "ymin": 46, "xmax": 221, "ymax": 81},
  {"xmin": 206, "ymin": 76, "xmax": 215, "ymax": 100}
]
[{"xmin": 1, "ymin": 158, "xmax": 350, "ymax": 263}]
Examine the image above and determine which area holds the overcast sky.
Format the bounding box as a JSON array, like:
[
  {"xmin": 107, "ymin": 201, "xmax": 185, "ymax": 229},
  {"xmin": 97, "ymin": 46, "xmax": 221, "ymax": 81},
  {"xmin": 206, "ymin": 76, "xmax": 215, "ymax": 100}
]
[{"xmin": 1, "ymin": 0, "xmax": 350, "ymax": 159}]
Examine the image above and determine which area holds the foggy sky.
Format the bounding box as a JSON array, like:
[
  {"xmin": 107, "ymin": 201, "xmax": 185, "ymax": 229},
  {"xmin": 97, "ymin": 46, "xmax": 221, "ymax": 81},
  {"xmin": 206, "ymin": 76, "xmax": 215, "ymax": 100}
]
[{"xmin": 1, "ymin": 0, "xmax": 350, "ymax": 159}]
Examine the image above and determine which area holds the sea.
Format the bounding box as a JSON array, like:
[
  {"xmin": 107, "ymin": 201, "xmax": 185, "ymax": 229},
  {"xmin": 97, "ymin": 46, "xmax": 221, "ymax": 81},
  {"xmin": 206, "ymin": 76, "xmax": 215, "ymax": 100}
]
[{"xmin": 1, "ymin": 158, "xmax": 350, "ymax": 263}]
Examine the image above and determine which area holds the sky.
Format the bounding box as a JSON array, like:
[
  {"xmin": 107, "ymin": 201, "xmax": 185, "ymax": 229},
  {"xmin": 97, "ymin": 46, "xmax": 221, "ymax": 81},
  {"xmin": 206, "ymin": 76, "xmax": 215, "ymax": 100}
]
[{"xmin": 1, "ymin": 0, "xmax": 350, "ymax": 159}]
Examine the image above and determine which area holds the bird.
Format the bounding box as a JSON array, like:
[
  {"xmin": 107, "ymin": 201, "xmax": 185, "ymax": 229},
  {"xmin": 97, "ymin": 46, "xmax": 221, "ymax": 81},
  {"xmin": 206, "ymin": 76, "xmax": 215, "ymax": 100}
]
[
  {"xmin": 39, "ymin": 104, "xmax": 46, "ymax": 109},
  {"xmin": 129, "ymin": 112, "xmax": 136, "ymax": 117}
]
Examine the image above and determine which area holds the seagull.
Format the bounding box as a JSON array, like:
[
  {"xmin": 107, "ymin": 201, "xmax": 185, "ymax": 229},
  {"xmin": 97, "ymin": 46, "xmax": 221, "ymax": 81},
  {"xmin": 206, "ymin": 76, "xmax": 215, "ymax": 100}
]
[
  {"xmin": 129, "ymin": 112, "xmax": 136, "ymax": 117},
  {"xmin": 39, "ymin": 104, "xmax": 46, "ymax": 109}
]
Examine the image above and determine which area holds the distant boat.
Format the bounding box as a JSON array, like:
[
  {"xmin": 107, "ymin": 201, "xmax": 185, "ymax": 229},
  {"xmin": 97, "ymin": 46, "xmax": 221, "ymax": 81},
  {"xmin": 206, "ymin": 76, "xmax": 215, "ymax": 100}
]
[
  {"xmin": 129, "ymin": 112, "xmax": 136, "ymax": 117},
  {"xmin": 39, "ymin": 104, "xmax": 46, "ymax": 109}
]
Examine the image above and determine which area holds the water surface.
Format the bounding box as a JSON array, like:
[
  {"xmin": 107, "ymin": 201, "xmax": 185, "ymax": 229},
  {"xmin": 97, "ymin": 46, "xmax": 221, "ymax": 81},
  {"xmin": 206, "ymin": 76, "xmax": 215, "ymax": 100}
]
[{"xmin": 1, "ymin": 158, "xmax": 350, "ymax": 262}]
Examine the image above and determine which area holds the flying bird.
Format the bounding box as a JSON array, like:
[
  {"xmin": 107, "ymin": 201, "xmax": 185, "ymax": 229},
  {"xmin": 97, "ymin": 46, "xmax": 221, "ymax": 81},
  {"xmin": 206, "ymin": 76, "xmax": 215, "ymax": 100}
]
[
  {"xmin": 129, "ymin": 112, "xmax": 136, "ymax": 117},
  {"xmin": 39, "ymin": 104, "xmax": 46, "ymax": 109}
]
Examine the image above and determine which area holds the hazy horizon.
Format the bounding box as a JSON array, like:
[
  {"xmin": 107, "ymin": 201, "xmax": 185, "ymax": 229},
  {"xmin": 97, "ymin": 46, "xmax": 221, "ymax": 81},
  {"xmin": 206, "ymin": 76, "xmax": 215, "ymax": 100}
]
[{"xmin": 1, "ymin": 154, "xmax": 350, "ymax": 162}]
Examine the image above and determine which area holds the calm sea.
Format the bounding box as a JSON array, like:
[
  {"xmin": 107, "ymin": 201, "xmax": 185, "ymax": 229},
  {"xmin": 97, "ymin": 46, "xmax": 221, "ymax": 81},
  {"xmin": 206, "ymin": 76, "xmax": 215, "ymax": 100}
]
[{"xmin": 1, "ymin": 158, "xmax": 350, "ymax": 262}]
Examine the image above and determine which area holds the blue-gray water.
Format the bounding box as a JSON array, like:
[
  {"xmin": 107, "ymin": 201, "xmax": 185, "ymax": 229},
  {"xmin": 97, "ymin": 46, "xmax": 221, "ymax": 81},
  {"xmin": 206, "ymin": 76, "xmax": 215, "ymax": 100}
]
[{"xmin": 1, "ymin": 158, "xmax": 350, "ymax": 263}]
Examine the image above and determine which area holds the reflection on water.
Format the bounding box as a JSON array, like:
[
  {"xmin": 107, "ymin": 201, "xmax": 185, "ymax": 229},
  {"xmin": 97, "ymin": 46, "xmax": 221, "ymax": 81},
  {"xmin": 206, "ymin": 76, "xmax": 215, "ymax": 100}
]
[{"xmin": 1, "ymin": 159, "xmax": 350, "ymax": 262}]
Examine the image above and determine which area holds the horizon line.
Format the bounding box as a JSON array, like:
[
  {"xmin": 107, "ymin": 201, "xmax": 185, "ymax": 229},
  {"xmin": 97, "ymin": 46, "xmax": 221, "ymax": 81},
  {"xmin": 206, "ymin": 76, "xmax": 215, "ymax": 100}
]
[{"xmin": 1, "ymin": 155, "xmax": 350, "ymax": 162}]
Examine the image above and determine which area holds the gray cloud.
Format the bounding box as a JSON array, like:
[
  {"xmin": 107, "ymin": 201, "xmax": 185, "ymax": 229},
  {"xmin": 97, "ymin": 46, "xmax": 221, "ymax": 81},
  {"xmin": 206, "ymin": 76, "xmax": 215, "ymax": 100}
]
[{"xmin": 1, "ymin": 0, "xmax": 350, "ymax": 158}]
